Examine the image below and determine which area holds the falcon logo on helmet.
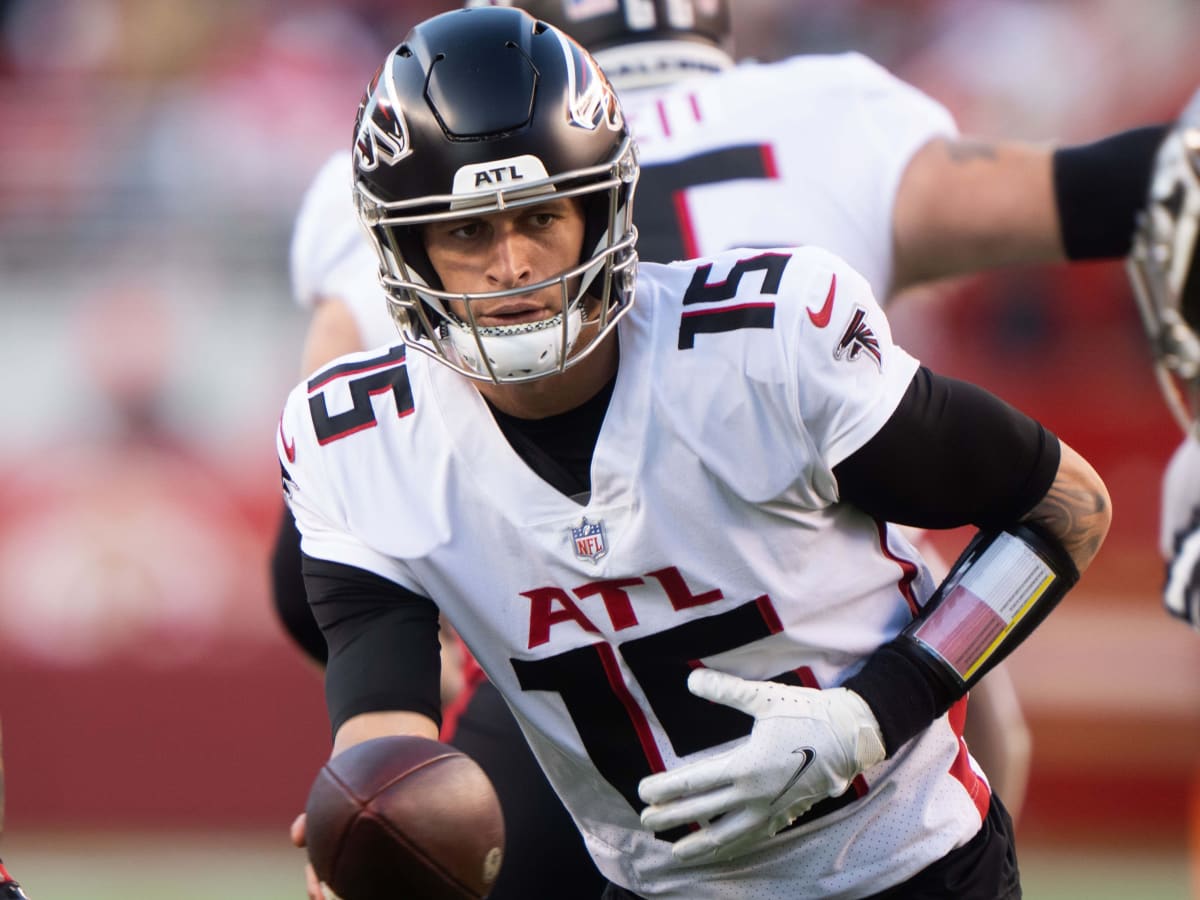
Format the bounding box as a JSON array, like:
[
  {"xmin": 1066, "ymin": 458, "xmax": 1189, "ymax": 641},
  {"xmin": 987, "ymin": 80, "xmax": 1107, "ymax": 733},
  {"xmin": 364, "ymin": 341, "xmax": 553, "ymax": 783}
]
[
  {"xmin": 555, "ymin": 29, "xmax": 623, "ymax": 133},
  {"xmin": 353, "ymin": 66, "xmax": 413, "ymax": 173}
]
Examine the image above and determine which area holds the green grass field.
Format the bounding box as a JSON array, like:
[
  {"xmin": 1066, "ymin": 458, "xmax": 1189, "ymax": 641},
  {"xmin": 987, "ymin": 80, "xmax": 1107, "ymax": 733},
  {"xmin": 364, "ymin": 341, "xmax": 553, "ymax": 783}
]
[{"xmin": 1, "ymin": 830, "xmax": 1192, "ymax": 899}]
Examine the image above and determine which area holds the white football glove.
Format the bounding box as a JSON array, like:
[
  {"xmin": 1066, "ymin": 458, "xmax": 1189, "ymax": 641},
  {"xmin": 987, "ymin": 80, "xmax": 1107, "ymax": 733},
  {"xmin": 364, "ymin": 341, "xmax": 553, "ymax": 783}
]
[
  {"xmin": 1162, "ymin": 433, "xmax": 1200, "ymax": 630},
  {"xmin": 637, "ymin": 668, "xmax": 886, "ymax": 864}
]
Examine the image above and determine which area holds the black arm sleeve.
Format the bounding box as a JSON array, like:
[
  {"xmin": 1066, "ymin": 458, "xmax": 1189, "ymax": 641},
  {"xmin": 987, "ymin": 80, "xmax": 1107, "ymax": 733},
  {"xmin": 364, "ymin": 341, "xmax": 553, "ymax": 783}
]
[
  {"xmin": 833, "ymin": 366, "xmax": 1059, "ymax": 530},
  {"xmin": 269, "ymin": 503, "xmax": 328, "ymax": 665},
  {"xmin": 301, "ymin": 554, "xmax": 443, "ymax": 737},
  {"xmin": 1053, "ymin": 124, "xmax": 1169, "ymax": 260}
]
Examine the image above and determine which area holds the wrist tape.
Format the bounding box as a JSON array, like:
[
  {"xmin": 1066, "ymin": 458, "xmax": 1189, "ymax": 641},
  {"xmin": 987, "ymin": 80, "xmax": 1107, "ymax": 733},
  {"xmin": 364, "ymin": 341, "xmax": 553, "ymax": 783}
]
[{"xmin": 846, "ymin": 524, "xmax": 1078, "ymax": 754}]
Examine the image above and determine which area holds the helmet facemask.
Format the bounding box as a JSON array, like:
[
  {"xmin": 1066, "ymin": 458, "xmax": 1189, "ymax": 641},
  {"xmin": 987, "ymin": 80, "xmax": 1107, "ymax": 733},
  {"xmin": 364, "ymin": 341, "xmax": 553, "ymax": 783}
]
[{"xmin": 1127, "ymin": 109, "xmax": 1200, "ymax": 435}]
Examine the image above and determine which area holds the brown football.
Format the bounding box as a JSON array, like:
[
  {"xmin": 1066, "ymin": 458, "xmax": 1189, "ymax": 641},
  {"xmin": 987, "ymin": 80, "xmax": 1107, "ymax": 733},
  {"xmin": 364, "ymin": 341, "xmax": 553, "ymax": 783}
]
[{"xmin": 305, "ymin": 735, "xmax": 505, "ymax": 900}]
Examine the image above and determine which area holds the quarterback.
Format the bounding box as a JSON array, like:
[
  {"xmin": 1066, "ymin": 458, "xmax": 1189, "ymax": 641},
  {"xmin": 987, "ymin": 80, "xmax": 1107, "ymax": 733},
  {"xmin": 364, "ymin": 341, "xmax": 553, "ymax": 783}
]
[
  {"xmin": 281, "ymin": 9, "xmax": 1111, "ymax": 899},
  {"xmin": 279, "ymin": 8, "xmax": 1176, "ymax": 870}
]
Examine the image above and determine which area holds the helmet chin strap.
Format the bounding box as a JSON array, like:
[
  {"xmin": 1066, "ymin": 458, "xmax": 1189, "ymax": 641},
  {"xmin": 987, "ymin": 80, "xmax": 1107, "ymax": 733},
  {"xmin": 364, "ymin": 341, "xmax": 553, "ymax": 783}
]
[{"xmin": 445, "ymin": 307, "xmax": 585, "ymax": 381}]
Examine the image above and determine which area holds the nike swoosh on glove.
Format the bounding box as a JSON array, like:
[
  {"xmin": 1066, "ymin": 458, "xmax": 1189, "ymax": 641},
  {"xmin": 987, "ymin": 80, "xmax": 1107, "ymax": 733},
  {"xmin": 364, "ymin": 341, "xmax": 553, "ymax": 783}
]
[{"xmin": 637, "ymin": 668, "xmax": 886, "ymax": 864}]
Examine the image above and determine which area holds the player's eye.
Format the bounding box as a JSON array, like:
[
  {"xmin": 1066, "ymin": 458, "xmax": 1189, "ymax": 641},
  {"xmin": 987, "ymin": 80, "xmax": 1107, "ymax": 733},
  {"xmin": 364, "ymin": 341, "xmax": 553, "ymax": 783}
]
[{"xmin": 448, "ymin": 221, "xmax": 483, "ymax": 240}]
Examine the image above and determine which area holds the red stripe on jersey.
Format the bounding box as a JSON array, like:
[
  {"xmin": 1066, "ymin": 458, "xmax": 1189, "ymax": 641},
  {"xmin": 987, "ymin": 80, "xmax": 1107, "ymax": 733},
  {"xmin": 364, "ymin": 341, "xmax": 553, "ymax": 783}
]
[
  {"xmin": 597, "ymin": 642, "xmax": 667, "ymax": 775},
  {"xmin": 753, "ymin": 595, "xmax": 818, "ymax": 685},
  {"xmin": 947, "ymin": 696, "xmax": 990, "ymax": 821},
  {"xmin": 755, "ymin": 594, "xmax": 784, "ymax": 633},
  {"xmin": 761, "ymin": 143, "xmax": 779, "ymax": 178},
  {"xmin": 657, "ymin": 99, "xmax": 671, "ymax": 138},
  {"xmin": 307, "ymin": 353, "xmax": 405, "ymax": 393},
  {"xmin": 679, "ymin": 300, "xmax": 775, "ymax": 319},
  {"xmin": 875, "ymin": 520, "xmax": 921, "ymax": 617},
  {"xmin": 794, "ymin": 666, "xmax": 820, "ymax": 688},
  {"xmin": 439, "ymin": 642, "xmax": 488, "ymax": 743},
  {"xmin": 674, "ymin": 188, "xmax": 699, "ymax": 259},
  {"xmin": 688, "ymin": 92, "xmax": 702, "ymax": 122}
]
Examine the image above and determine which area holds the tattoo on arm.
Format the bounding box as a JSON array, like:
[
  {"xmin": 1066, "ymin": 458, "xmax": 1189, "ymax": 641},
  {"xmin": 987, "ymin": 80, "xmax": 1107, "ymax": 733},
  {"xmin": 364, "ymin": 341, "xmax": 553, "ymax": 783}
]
[
  {"xmin": 1019, "ymin": 443, "xmax": 1111, "ymax": 572},
  {"xmin": 944, "ymin": 139, "xmax": 999, "ymax": 164}
]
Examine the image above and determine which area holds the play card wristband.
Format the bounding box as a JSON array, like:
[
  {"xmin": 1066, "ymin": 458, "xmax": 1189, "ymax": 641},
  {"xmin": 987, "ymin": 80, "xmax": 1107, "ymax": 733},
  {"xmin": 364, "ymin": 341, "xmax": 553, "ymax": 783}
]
[{"xmin": 845, "ymin": 524, "xmax": 1079, "ymax": 755}]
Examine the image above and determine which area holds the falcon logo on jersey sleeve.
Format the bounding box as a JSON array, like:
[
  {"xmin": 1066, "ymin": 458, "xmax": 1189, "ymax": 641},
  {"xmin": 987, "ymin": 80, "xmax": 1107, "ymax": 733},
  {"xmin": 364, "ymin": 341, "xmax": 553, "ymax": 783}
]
[
  {"xmin": 833, "ymin": 306, "xmax": 882, "ymax": 370},
  {"xmin": 280, "ymin": 461, "xmax": 296, "ymax": 501},
  {"xmin": 570, "ymin": 516, "xmax": 609, "ymax": 563}
]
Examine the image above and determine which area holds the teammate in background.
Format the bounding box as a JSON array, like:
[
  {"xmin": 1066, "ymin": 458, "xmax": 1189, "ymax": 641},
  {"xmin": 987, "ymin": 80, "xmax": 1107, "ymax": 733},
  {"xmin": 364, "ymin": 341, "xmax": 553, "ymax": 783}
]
[
  {"xmin": 0, "ymin": 727, "xmax": 31, "ymax": 899},
  {"xmin": 0, "ymin": 864, "xmax": 28, "ymax": 900},
  {"xmin": 1127, "ymin": 83, "xmax": 1200, "ymax": 632},
  {"xmin": 282, "ymin": 8, "xmax": 1111, "ymax": 899},
  {"xmin": 1126, "ymin": 81, "xmax": 1200, "ymax": 900}
]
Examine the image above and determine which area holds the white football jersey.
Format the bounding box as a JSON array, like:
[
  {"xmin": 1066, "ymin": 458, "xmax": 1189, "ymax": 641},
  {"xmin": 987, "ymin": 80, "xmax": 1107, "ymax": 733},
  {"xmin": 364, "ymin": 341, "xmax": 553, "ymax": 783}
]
[
  {"xmin": 288, "ymin": 52, "xmax": 956, "ymax": 348},
  {"xmin": 279, "ymin": 247, "xmax": 990, "ymax": 899}
]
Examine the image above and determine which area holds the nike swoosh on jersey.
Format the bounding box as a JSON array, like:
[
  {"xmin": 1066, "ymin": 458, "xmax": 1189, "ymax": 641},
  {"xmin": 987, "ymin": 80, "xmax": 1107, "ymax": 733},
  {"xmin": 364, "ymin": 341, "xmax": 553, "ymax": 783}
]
[
  {"xmin": 806, "ymin": 274, "xmax": 838, "ymax": 328},
  {"xmin": 279, "ymin": 416, "xmax": 296, "ymax": 464},
  {"xmin": 770, "ymin": 747, "xmax": 817, "ymax": 805}
]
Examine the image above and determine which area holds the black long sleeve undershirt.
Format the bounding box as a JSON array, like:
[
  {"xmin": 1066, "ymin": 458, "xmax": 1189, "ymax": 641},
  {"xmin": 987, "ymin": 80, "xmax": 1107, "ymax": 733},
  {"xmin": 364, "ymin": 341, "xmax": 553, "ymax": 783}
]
[{"xmin": 833, "ymin": 365, "xmax": 1059, "ymax": 530}]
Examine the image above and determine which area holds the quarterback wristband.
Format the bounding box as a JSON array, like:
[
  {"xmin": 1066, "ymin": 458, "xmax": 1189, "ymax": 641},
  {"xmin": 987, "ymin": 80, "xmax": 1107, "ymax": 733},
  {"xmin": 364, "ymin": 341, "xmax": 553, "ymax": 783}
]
[
  {"xmin": 846, "ymin": 524, "xmax": 1078, "ymax": 754},
  {"xmin": 1053, "ymin": 124, "xmax": 1169, "ymax": 260}
]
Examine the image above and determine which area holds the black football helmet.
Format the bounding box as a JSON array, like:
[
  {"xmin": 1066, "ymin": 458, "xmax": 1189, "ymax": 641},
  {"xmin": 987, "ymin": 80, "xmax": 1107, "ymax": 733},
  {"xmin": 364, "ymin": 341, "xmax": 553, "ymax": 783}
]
[
  {"xmin": 1127, "ymin": 87, "xmax": 1200, "ymax": 434},
  {"xmin": 465, "ymin": 0, "xmax": 734, "ymax": 88},
  {"xmin": 353, "ymin": 6, "xmax": 639, "ymax": 383}
]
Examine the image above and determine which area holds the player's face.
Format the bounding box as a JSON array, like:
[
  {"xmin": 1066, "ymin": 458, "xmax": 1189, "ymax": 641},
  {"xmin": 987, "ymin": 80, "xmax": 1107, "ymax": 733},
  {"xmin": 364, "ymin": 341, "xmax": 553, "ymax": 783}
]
[{"xmin": 422, "ymin": 198, "xmax": 587, "ymax": 327}]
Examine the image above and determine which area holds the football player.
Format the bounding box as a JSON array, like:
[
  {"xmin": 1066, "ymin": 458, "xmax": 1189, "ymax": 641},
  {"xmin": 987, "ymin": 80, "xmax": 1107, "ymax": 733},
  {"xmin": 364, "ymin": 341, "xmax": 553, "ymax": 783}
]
[
  {"xmin": 0, "ymin": 725, "xmax": 31, "ymax": 899},
  {"xmin": 281, "ymin": 8, "xmax": 1111, "ymax": 899},
  {"xmin": 275, "ymin": 2, "xmax": 1179, "ymax": 894},
  {"xmin": 1127, "ymin": 84, "xmax": 1200, "ymax": 631}
]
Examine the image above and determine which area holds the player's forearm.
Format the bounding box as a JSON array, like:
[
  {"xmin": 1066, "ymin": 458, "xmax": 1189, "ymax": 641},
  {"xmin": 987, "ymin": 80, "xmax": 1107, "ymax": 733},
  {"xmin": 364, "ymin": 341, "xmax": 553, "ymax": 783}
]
[{"xmin": 1017, "ymin": 439, "xmax": 1111, "ymax": 574}]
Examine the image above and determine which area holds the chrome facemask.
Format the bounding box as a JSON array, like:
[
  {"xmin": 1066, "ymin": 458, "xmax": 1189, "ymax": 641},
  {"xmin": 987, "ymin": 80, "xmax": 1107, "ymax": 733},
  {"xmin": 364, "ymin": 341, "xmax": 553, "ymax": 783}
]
[{"xmin": 1127, "ymin": 102, "xmax": 1200, "ymax": 435}]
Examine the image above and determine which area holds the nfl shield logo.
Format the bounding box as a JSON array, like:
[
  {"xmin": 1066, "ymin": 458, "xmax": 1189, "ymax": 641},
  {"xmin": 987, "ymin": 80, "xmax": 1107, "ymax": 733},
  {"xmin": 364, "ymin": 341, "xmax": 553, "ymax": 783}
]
[{"xmin": 570, "ymin": 516, "xmax": 608, "ymax": 564}]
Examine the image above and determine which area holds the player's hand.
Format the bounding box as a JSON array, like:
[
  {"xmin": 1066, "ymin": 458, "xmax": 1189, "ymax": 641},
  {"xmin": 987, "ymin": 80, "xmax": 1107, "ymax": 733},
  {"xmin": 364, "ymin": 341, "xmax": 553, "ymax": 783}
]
[
  {"xmin": 637, "ymin": 669, "xmax": 885, "ymax": 864},
  {"xmin": 1162, "ymin": 434, "xmax": 1200, "ymax": 630},
  {"xmin": 291, "ymin": 812, "xmax": 331, "ymax": 900},
  {"xmin": 1128, "ymin": 83, "xmax": 1200, "ymax": 432}
]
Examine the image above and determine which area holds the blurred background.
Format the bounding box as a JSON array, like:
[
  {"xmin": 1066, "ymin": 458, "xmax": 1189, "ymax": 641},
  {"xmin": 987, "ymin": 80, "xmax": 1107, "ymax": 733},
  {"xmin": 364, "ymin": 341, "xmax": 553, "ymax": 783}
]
[{"xmin": 0, "ymin": 0, "xmax": 1196, "ymax": 897}]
